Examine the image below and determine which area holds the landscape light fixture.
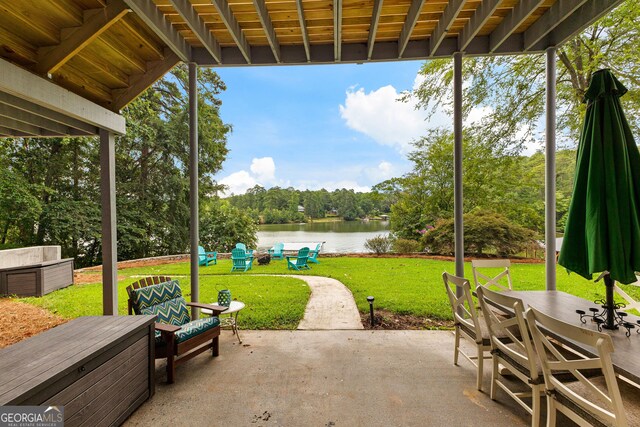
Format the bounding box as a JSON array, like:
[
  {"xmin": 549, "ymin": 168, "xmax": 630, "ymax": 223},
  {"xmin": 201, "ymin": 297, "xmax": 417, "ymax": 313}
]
[{"xmin": 367, "ymin": 296, "xmax": 375, "ymax": 327}]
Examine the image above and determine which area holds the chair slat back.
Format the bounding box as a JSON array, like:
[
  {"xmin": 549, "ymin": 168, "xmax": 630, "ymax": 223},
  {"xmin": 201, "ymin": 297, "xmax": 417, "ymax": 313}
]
[
  {"xmin": 525, "ymin": 306, "xmax": 626, "ymax": 427},
  {"xmin": 296, "ymin": 247, "xmax": 310, "ymax": 266},
  {"xmin": 472, "ymin": 259, "xmax": 513, "ymax": 291},
  {"xmin": 477, "ymin": 286, "xmax": 538, "ymax": 379},
  {"xmin": 126, "ymin": 276, "xmax": 172, "ymax": 315},
  {"xmin": 442, "ymin": 272, "xmax": 481, "ymax": 341}
]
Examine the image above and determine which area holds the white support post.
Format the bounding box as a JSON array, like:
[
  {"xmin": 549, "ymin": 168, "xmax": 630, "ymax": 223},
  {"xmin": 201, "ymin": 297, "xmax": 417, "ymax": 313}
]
[
  {"xmin": 189, "ymin": 62, "xmax": 200, "ymax": 318},
  {"xmin": 100, "ymin": 129, "xmax": 118, "ymax": 315},
  {"xmin": 545, "ymin": 46, "xmax": 557, "ymax": 291},
  {"xmin": 453, "ymin": 52, "xmax": 464, "ymax": 281}
]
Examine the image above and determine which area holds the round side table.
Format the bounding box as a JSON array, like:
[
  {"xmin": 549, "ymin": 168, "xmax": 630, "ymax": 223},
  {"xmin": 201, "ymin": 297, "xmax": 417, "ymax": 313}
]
[{"xmin": 202, "ymin": 300, "xmax": 245, "ymax": 343}]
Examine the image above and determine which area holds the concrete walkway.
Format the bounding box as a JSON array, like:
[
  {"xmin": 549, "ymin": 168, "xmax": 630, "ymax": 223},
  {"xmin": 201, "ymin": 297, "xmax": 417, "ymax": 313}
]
[
  {"xmin": 292, "ymin": 275, "xmax": 363, "ymax": 330},
  {"xmin": 126, "ymin": 331, "xmax": 532, "ymax": 427}
]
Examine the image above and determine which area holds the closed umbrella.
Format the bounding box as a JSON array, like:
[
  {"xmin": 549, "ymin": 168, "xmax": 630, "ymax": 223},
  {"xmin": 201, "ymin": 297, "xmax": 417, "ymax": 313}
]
[{"xmin": 559, "ymin": 69, "xmax": 640, "ymax": 330}]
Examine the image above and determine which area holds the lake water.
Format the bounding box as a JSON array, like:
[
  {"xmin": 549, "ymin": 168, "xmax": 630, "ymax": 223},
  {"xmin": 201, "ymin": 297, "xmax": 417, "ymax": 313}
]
[{"xmin": 257, "ymin": 220, "xmax": 390, "ymax": 253}]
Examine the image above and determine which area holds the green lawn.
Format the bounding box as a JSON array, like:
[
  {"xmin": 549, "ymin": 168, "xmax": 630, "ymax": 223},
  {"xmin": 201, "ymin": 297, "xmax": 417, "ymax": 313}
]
[
  {"xmin": 21, "ymin": 274, "xmax": 310, "ymax": 330},
  {"xmin": 20, "ymin": 257, "xmax": 640, "ymax": 328}
]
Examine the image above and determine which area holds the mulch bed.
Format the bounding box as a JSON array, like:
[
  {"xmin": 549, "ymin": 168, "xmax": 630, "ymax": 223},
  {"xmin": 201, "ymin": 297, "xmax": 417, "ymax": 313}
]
[
  {"xmin": 360, "ymin": 309, "xmax": 453, "ymax": 330},
  {"xmin": 0, "ymin": 299, "xmax": 67, "ymax": 349}
]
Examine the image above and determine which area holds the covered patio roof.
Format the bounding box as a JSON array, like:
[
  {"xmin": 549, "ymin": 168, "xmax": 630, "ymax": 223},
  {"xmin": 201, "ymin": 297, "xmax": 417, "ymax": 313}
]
[
  {"xmin": 0, "ymin": 0, "xmax": 626, "ymax": 314},
  {"xmin": 0, "ymin": 0, "xmax": 624, "ymax": 120}
]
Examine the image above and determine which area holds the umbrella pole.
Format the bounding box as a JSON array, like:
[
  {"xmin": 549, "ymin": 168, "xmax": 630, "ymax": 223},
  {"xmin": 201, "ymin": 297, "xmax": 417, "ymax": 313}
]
[{"xmin": 603, "ymin": 274, "xmax": 618, "ymax": 330}]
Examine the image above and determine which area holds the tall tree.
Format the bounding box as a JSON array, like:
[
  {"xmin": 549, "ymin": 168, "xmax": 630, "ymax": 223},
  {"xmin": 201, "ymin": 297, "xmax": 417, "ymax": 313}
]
[{"xmin": 407, "ymin": 1, "xmax": 640, "ymax": 152}]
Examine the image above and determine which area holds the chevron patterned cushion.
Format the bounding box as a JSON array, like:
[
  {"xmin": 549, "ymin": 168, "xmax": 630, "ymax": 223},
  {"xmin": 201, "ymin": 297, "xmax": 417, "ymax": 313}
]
[
  {"xmin": 141, "ymin": 297, "xmax": 190, "ymax": 326},
  {"xmin": 175, "ymin": 317, "xmax": 220, "ymax": 343},
  {"xmin": 153, "ymin": 316, "xmax": 221, "ymax": 345},
  {"xmin": 131, "ymin": 280, "xmax": 183, "ymax": 310}
]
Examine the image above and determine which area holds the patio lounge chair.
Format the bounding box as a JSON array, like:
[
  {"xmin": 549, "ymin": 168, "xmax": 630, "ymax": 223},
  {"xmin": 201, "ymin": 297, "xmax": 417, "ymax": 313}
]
[
  {"xmin": 231, "ymin": 247, "xmax": 253, "ymax": 272},
  {"xmin": 308, "ymin": 243, "xmax": 322, "ymax": 264},
  {"xmin": 235, "ymin": 243, "xmax": 254, "ymax": 257},
  {"xmin": 198, "ymin": 245, "xmax": 217, "ymax": 266},
  {"xmin": 268, "ymin": 242, "xmax": 285, "ymax": 260},
  {"xmin": 287, "ymin": 247, "xmax": 310, "ymax": 271},
  {"xmin": 126, "ymin": 276, "xmax": 226, "ymax": 384}
]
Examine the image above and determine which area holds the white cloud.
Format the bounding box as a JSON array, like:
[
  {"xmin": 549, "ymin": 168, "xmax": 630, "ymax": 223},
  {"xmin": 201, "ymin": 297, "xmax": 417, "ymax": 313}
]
[
  {"xmin": 219, "ymin": 156, "xmax": 280, "ymax": 196},
  {"xmin": 339, "ymin": 85, "xmax": 428, "ymax": 153},
  {"xmin": 250, "ymin": 157, "xmax": 276, "ymax": 182},
  {"xmin": 219, "ymin": 170, "xmax": 257, "ymax": 196},
  {"xmin": 364, "ymin": 161, "xmax": 396, "ymax": 182}
]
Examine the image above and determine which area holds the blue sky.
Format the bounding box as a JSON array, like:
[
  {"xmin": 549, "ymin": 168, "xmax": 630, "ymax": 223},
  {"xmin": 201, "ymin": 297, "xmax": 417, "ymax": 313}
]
[{"xmin": 213, "ymin": 60, "xmax": 433, "ymax": 195}]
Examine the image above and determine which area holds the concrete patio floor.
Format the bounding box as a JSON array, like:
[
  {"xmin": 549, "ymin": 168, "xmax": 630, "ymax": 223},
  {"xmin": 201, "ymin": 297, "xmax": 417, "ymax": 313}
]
[{"xmin": 125, "ymin": 330, "xmax": 542, "ymax": 427}]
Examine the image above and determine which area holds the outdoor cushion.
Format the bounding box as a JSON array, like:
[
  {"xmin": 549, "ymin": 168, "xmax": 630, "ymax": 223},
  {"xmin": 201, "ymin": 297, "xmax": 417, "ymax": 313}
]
[
  {"xmin": 131, "ymin": 279, "xmax": 182, "ymax": 310},
  {"xmin": 175, "ymin": 317, "xmax": 221, "ymax": 343},
  {"xmin": 153, "ymin": 316, "xmax": 221, "ymax": 345},
  {"xmin": 140, "ymin": 297, "xmax": 190, "ymax": 326}
]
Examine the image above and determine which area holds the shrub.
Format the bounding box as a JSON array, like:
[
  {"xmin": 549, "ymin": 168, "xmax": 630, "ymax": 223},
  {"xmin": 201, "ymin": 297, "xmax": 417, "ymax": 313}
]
[
  {"xmin": 200, "ymin": 201, "xmax": 258, "ymax": 252},
  {"xmin": 392, "ymin": 238, "xmax": 422, "ymax": 254},
  {"xmin": 422, "ymin": 211, "xmax": 535, "ymax": 256},
  {"xmin": 364, "ymin": 234, "xmax": 392, "ymax": 254}
]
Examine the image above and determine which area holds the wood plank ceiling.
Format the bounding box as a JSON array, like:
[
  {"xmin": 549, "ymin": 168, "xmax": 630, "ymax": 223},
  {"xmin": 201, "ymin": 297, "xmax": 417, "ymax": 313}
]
[{"xmin": 0, "ymin": 0, "xmax": 625, "ymax": 119}]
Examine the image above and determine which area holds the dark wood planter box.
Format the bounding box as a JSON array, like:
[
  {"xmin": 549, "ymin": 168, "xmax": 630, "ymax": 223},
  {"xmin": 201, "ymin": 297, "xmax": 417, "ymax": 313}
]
[
  {"xmin": 0, "ymin": 258, "xmax": 74, "ymax": 297},
  {"xmin": 0, "ymin": 316, "xmax": 156, "ymax": 426}
]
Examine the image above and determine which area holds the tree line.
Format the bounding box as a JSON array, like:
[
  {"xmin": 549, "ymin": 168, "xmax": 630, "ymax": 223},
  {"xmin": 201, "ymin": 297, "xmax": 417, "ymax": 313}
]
[{"xmin": 226, "ymin": 185, "xmax": 395, "ymax": 223}]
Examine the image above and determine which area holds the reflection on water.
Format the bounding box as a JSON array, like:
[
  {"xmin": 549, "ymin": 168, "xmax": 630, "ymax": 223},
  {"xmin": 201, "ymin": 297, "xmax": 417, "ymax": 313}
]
[{"xmin": 257, "ymin": 220, "xmax": 390, "ymax": 253}]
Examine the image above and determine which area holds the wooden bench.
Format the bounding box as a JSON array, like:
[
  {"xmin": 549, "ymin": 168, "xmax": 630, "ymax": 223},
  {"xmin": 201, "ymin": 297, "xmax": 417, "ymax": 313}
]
[{"xmin": 0, "ymin": 316, "xmax": 155, "ymax": 426}]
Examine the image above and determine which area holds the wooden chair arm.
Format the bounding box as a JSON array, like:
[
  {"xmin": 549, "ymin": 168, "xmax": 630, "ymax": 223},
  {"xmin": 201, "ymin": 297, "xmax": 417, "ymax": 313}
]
[
  {"xmin": 187, "ymin": 302, "xmax": 227, "ymax": 315},
  {"xmin": 155, "ymin": 322, "xmax": 181, "ymax": 334}
]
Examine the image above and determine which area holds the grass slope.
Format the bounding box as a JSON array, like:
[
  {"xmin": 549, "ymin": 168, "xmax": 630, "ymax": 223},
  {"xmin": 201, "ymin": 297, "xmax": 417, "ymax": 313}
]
[{"xmin": 23, "ymin": 257, "xmax": 640, "ymax": 328}]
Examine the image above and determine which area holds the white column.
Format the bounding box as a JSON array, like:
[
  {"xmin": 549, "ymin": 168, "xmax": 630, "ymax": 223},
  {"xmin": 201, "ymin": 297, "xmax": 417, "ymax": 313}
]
[
  {"xmin": 189, "ymin": 62, "xmax": 200, "ymax": 317},
  {"xmin": 545, "ymin": 46, "xmax": 557, "ymax": 291},
  {"xmin": 453, "ymin": 51, "xmax": 464, "ymax": 280},
  {"xmin": 100, "ymin": 129, "xmax": 118, "ymax": 315}
]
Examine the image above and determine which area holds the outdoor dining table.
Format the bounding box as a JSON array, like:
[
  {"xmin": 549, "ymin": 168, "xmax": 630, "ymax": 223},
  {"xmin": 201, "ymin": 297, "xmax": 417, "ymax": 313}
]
[{"xmin": 499, "ymin": 290, "xmax": 640, "ymax": 387}]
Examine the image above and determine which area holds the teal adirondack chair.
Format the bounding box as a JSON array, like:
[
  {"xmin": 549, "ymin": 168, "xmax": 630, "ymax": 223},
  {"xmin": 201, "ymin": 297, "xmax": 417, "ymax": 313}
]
[
  {"xmin": 235, "ymin": 243, "xmax": 254, "ymax": 259},
  {"xmin": 287, "ymin": 247, "xmax": 310, "ymax": 271},
  {"xmin": 231, "ymin": 248, "xmax": 253, "ymax": 272},
  {"xmin": 268, "ymin": 242, "xmax": 285, "ymax": 260},
  {"xmin": 198, "ymin": 245, "xmax": 217, "ymax": 266},
  {"xmin": 308, "ymin": 243, "xmax": 322, "ymax": 264}
]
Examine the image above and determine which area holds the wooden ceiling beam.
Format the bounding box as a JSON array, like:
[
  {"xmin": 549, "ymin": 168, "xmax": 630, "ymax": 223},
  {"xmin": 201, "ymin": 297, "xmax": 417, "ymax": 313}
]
[
  {"xmin": 0, "ymin": 103, "xmax": 74, "ymax": 135},
  {"xmin": 253, "ymin": 0, "xmax": 281, "ymax": 63},
  {"xmin": 36, "ymin": 0, "xmax": 130, "ymax": 75},
  {"xmin": 367, "ymin": 0, "xmax": 383, "ymax": 60},
  {"xmin": 0, "ymin": 58, "xmax": 125, "ymax": 134},
  {"xmin": 532, "ymin": 0, "xmax": 625, "ymax": 50},
  {"xmin": 112, "ymin": 50, "xmax": 180, "ymax": 111},
  {"xmin": 0, "ymin": 91, "xmax": 97, "ymax": 134},
  {"xmin": 334, "ymin": 0, "xmax": 343, "ymax": 61},
  {"xmin": 168, "ymin": 0, "xmax": 222, "ymax": 63},
  {"xmin": 295, "ymin": 0, "xmax": 311, "ymax": 62},
  {"xmin": 524, "ymin": 0, "xmax": 587, "ymax": 50},
  {"xmin": 429, "ymin": 0, "xmax": 466, "ymax": 56},
  {"xmin": 0, "ymin": 116, "xmax": 46, "ymax": 136},
  {"xmin": 489, "ymin": 0, "xmax": 546, "ymax": 52},
  {"xmin": 123, "ymin": 0, "xmax": 191, "ymax": 62},
  {"xmin": 399, "ymin": 0, "xmax": 426, "ymax": 57},
  {"xmin": 458, "ymin": 0, "xmax": 501, "ymax": 52},
  {"xmin": 211, "ymin": 0, "xmax": 252, "ymax": 64}
]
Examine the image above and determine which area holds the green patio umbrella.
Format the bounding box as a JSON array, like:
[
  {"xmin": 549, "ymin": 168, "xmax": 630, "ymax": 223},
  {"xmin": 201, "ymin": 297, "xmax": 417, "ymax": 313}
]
[{"xmin": 559, "ymin": 69, "xmax": 640, "ymax": 330}]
